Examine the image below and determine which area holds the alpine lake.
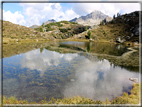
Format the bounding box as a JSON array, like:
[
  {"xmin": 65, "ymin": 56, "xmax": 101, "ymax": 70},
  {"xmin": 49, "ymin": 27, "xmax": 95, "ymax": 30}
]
[{"xmin": 2, "ymin": 41, "xmax": 140, "ymax": 102}]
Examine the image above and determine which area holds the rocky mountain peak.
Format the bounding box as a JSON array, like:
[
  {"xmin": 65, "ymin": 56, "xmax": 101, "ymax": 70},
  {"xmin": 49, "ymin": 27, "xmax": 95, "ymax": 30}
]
[
  {"xmin": 70, "ymin": 10, "xmax": 112, "ymax": 26},
  {"xmin": 43, "ymin": 19, "xmax": 56, "ymax": 25}
]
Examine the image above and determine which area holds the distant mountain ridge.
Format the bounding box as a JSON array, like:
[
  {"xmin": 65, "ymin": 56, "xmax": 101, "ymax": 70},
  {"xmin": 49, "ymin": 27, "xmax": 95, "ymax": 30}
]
[
  {"xmin": 43, "ymin": 19, "xmax": 56, "ymax": 25},
  {"xmin": 29, "ymin": 25, "xmax": 40, "ymax": 29},
  {"xmin": 70, "ymin": 10, "xmax": 112, "ymax": 26},
  {"xmin": 30, "ymin": 10, "xmax": 112, "ymax": 27},
  {"xmin": 29, "ymin": 19, "xmax": 56, "ymax": 28}
]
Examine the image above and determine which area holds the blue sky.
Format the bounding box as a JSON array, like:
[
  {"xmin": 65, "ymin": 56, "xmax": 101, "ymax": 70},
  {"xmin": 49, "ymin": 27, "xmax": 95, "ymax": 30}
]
[{"xmin": 1, "ymin": 0, "xmax": 141, "ymax": 27}]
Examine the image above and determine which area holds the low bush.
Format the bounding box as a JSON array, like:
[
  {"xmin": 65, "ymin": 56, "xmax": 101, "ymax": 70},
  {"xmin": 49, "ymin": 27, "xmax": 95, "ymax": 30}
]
[
  {"xmin": 59, "ymin": 28, "xmax": 68, "ymax": 33},
  {"xmin": 87, "ymin": 30, "xmax": 91, "ymax": 39},
  {"xmin": 70, "ymin": 22, "xmax": 77, "ymax": 24},
  {"xmin": 60, "ymin": 21, "xmax": 69, "ymax": 24}
]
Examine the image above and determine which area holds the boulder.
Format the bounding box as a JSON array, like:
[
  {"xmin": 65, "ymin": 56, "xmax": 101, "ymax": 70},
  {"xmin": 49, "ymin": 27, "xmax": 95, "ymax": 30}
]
[
  {"xmin": 129, "ymin": 78, "xmax": 138, "ymax": 83},
  {"xmin": 116, "ymin": 36, "xmax": 125, "ymax": 43},
  {"xmin": 89, "ymin": 38, "xmax": 94, "ymax": 42}
]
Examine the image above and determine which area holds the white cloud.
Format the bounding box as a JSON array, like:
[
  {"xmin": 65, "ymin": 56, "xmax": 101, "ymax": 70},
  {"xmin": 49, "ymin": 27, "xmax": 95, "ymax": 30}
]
[
  {"xmin": 3, "ymin": 10, "xmax": 26, "ymax": 25},
  {"xmin": 72, "ymin": 3, "xmax": 140, "ymax": 17},
  {"xmin": 18, "ymin": 3, "xmax": 79, "ymax": 26},
  {"xmin": 2, "ymin": 2, "xmax": 140, "ymax": 27},
  {"xmin": 56, "ymin": 8, "xmax": 79, "ymax": 21}
]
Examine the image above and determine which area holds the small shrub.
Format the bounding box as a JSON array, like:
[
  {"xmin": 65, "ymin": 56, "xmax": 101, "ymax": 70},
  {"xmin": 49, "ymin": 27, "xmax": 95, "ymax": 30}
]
[
  {"xmin": 46, "ymin": 28, "xmax": 54, "ymax": 31},
  {"xmin": 103, "ymin": 30, "xmax": 106, "ymax": 35},
  {"xmin": 67, "ymin": 28, "xmax": 71, "ymax": 30},
  {"xmin": 87, "ymin": 30, "xmax": 91, "ymax": 39},
  {"xmin": 59, "ymin": 28, "xmax": 68, "ymax": 33},
  {"xmin": 84, "ymin": 26, "xmax": 88, "ymax": 31},
  {"xmin": 60, "ymin": 21, "xmax": 69, "ymax": 24},
  {"xmin": 95, "ymin": 100, "xmax": 102, "ymax": 104},
  {"xmin": 111, "ymin": 20, "xmax": 114, "ymax": 24},
  {"xmin": 40, "ymin": 27, "xmax": 43, "ymax": 32},
  {"xmin": 3, "ymin": 41, "xmax": 8, "ymax": 44},
  {"xmin": 60, "ymin": 34, "xmax": 64, "ymax": 39},
  {"xmin": 56, "ymin": 22, "xmax": 63, "ymax": 27}
]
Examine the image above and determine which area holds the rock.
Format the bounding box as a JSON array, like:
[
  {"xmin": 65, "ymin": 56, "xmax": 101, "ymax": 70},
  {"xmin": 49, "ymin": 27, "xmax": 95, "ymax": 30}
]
[
  {"xmin": 116, "ymin": 36, "xmax": 126, "ymax": 43},
  {"xmin": 126, "ymin": 36, "xmax": 130, "ymax": 39},
  {"xmin": 51, "ymin": 25, "xmax": 58, "ymax": 29},
  {"xmin": 43, "ymin": 28, "xmax": 46, "ymax": 32},
  {"xmin": 134, "ymin": 42, "xmax": 139, "ymax": 46},
  {"xmin": 89, "ymin": 38, "xmax": 93, "ymax": 41},
  {"xmin": 53, "ymin": 30, "xmax": 60, "ymax": 34},
  {"xmin": 131, "ymin": 33, "xmax": 134, "ymax": 37},
  {"xmin": 126, "ymin": 19, "xmax": 129, "ymax": 22},
  {"xmin": 129, "ymin": 78, "xmax": 138, "ymax": 83}
]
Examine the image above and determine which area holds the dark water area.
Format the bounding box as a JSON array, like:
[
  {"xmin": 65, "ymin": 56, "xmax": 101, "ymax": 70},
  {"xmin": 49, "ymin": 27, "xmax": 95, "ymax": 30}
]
[{"xmin": 3, "ymin": 41, "xmax": 140, "ymax": 103}]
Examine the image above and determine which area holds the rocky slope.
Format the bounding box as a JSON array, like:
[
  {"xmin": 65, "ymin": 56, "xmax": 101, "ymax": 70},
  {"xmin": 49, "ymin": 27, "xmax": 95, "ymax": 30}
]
[{"xmin": 70, "ymin": 10, "xmax": 112, "ymax": 26}]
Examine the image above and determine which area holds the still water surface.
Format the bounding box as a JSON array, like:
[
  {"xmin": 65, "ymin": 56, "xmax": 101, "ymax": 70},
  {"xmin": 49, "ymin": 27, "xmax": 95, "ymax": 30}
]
[{"xmin": 3, "ymin": 41, "xmax": 139, "ymax": 102}]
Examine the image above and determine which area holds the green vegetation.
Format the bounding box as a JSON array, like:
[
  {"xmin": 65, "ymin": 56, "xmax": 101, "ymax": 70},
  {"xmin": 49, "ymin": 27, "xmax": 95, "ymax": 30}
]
[
  {"xmin": 70, "ymin": 22, "xmax": 77, "ymax": 24},
  {"xmin": 60, "ymin": 21, "xmax": 69, "ymax": 24},
  {"xmin": 111, "ymin": 19, "xmax": 114, "ymax": 24},
  {"xmin": 40, "ymin": 26, "xmax": 43, "ymax": 32},
  {"xmin": 85, "ymin": 26, "xmax": 88, "ymax": 31},
  {"xmin": 3, "ymin": 83, "xmax": 140, "ymax": 104},
  {"xmin": 113, "ymin": 14, "xmax": 115, "ymax": 19},
  {"xmin": 45, "ymin": 22, "xmax": 63, "ymax": 27},
  {"xmin": 87, "ymin": 30, "xmax": 91, "ymax": 39},
  {"xmin": 112, "ymin": 83, "xmax": 140, "ymax": 104},
  {"xmin": 59, "ymin": 28, "xmax": 68, "ymax": 33},
  {"xmin": 67, "ymin": 28, "xmax": 71, "ymax": 30},
  {"xmin": 103, "ymin": 30, "xmax": 106, "ymax": 36},
  {"xmin": 46, "ymin": 24, "xmax": 54, "ymax": 31}
]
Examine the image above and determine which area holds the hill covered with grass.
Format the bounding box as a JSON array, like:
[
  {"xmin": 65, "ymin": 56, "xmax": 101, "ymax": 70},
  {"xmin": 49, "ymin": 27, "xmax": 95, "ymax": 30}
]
[
  {"xmin": 72, "ymin": 11, "xmax": 141, "ymax": 43},
  {"xmin": 2, "ymin": 21, "xmax": 55, "ymax": 44}
]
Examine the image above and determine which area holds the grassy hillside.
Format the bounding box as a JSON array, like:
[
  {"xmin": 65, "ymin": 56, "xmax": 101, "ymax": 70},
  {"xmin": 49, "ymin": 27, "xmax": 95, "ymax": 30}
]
[
  {"xmin": 71, "ymin": 11, "xmax": 140, "ymax": 43},
  {"xmin": 3, "ymin": 21, "xmax": 55, "ymax": 44},
  {"xmin": 34, "ymin": 20, "xmax": 89, "ymax": 39}
]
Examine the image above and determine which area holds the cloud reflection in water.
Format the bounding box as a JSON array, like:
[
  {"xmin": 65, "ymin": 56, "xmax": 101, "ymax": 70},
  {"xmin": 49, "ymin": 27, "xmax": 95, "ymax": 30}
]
[
  {"xmin": 21, "ymin": 49, "xmax": 78, "ymax": 76},
  {"xmin": 63, "ymin": 59, "xmax": 139, "ymax": 101},
  {"xmin": 20, "ymin": 49, "xmax": 139, "ymax": 101}
]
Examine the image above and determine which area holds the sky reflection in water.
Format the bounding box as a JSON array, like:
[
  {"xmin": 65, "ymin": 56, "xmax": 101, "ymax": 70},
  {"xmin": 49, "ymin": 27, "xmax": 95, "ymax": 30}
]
[{"xmin": 3, "ymin": 48, "xmax": 139, "ymax": 102}]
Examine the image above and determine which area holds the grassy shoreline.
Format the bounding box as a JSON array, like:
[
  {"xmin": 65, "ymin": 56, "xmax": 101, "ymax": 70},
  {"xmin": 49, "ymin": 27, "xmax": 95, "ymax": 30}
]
[
  {"xmin": 3, "ymin": 37, "xmax": 141, "ymax": 45},
  {"xmin": 3, "ymin": 83, "xmax": 140, "ymax": 105}
]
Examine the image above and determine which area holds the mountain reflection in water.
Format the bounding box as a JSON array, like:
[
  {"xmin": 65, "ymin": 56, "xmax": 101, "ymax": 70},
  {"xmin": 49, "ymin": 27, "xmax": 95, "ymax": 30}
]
[
  {"xmin": 59, "ymin": 41, "xmax": 128, "ymax": 56},
  {"xmin": 3, "ymin": 44, "xmax": 139, "ymax": 102}
]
